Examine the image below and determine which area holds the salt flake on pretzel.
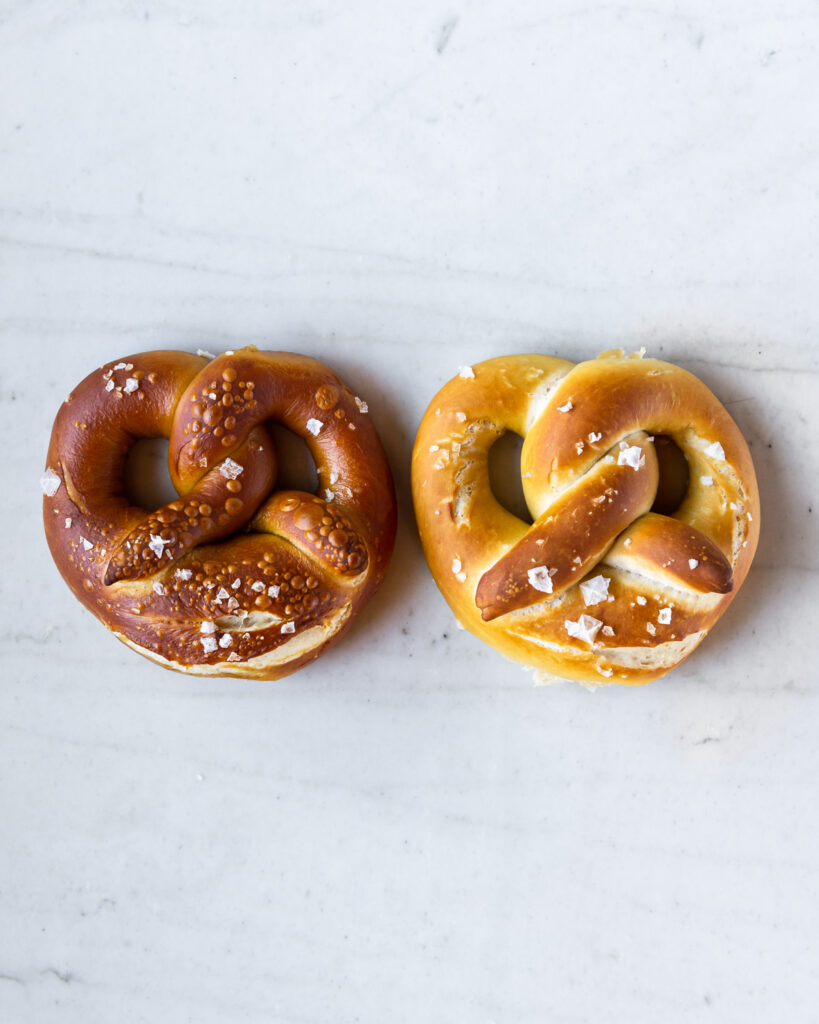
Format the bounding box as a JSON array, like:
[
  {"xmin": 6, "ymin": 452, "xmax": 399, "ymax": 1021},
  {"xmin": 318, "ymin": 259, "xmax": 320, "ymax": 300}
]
[
  {"xmin": 411, "ymin": 350, "xmax": 760, "ymax": 686},
  {"xmin": 43, "ymin": 347, "xmax": 396, "ymax": 679}
]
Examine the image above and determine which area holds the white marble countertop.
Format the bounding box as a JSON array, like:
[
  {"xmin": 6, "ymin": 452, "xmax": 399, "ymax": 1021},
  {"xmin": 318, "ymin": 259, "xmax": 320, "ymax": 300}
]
[{"xmin": 2, "ymin": 1, "xmax": 818, "ymax": 1021}]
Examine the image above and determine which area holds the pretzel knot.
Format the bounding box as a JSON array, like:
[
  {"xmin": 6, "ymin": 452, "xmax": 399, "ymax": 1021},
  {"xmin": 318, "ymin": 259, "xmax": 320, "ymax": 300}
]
[
  {"xmin": 42, "ymin": 347, "xmax": 396, "ymax": 679},
  {"xmin": 412, "ymin": 351, "xmax": 760, "ymax": 686}
]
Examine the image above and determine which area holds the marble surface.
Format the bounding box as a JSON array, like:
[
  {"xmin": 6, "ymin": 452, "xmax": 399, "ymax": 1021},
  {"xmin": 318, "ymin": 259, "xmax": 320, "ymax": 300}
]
[{"xmin": 2, "ymin": 1, "xmax": 819, "ymax": 1021}]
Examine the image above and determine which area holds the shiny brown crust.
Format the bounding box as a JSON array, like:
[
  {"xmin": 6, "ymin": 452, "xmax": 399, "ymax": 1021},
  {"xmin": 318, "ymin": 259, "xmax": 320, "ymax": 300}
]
[
  {"xmin": 42, "ymin": 348, "xmax": 396, "ymax": 680},
  {"xmin": 411, "ymin": 351, "xmax": 760, "ymax": 686}
]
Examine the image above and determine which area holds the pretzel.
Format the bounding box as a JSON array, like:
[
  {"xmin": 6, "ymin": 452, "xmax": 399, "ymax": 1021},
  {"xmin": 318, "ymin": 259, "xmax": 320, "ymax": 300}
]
[
  {"xmin": 42, "ymin": 347, "xmax": 396, "ymax": 679},
  {"xmin": 411, "ymin": 350, "xmax": 760, "ymax": 686}
]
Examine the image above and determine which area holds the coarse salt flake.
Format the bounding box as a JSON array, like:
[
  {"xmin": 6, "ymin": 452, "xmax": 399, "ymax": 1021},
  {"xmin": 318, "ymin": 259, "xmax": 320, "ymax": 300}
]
[
  {"xmin": 152, "ymin": 582, "xmax": 166, "ymax": 596},
  {"xmin": 251, "ymin": 581, "xmax": 266, "ymax": 593},
  {"xmin": 458, "ymin": 365, "xmax": 475, "ymax": 378},
  {"xmin": 325, "ymin": 490, "xmax": 334, "ymax": 501},
  {"xmin": 565, "ymin": 614, "xmax": 603, "ymax": 644},
  {"xmin": 588, "ymin": 431, "xmax": 602, "ymax": 443},
  {"xmin": 580, "ymin": 574, "xmax": 610, "ymax": 606},
  {"xmin": 218, "ymin": 634, "xmax": 233, "ymax": 648},
  {"xmin": 268, "ymin": 584, "xmax": 280, "ymax": 598},
  {"xmin": 354, "ymin": 396, "xmax": 368, "ymax": 413},
  {"xmin": 281, "ymin": 622, "xmax": 295, "ymax": 634},
  {"xmin": 700, "ymin": 475, "xmax": 714, "ymax": 486},
  {"xmin": 306, "ymin": 418, "xmax": 323, "ymax": 436},
  {"xmin": 557, "ymin": 400, "xmax": 573, "ymax": 412},
  {"xmin": 123, "ymin": 377, "xmax": 139, "ymax": 394},
  {"xmin": 201, "ymin": 636, "xmax": 218, "ymax": 653},
  {"xmin": 80, "ymin": 537, "xmax": 93, "ymax": 551},
  {"xmin": 688, "ymin": 558, "xmax": 699, "ymax": 570},
  {"xmin": 658, "ymin": 607, "xmax": 672, "ymax": 625},
  {"xmin": 148, "ymin": 534, "xmax": 170, "ymax": 558},
  {"xmin": 196, "ymin": 348, "xmax": 215, "ymax": 358},
  {"xmin": 646, "ymin": 622, "xmax": 656, "ymax": 636},
  {"xmin": 451, "ymin": 557, "xmax": 462, "ymax": 574},
  {"xmin": 455, "ymin": 411, "xmax": 467, "ymax": 422},
  {"xmin": 200, "ymin": 621, "xmax": 216, "ymax": 634},
  {"xmin": 602, "ymin": 625, "xmax": 615, "ymax": 637},
  {"xmin": 40, "ymin": 468, "xmax": 61, "ymax": 496},
  {"xmin": 455, "ymin": 572, "xmax": 467, "ymax": 583},
  {"xmin": 64, "ymin": 518, "xmax": 72, "ymax": 528},
  {"xmin": 618, "ymin": 445, "xmax": 645, "ymax": 471},
  {"xmin": 636, "ymin": 595, "xmax": 647, "ymax": 605},
  {"xmin": 215, "ymin": 587, "xmax": 230, "ymax": 602},
  {"xmin": 575, "ymin": 441, "xmax": 585, "ymax": 454},
  {"xmin": 219, "ymin": 458, "xmax": 243, "ymax": 480},
  {"xmin": 528, "ymin": 566, "xmax": 556, "ymax": 594},
  {"xmin": 704, "ymin": 441, "xmax": 725, "ymax": 461},
  {"xmin": 113, "ymin": 362, "xmax": 127, "ymax": 370},
  {"xmin": 227, "ymin": 652, "xmax": 242, "ymax": 662},
  {"xmin": 623, "ymin": 538, "xmax": 632, "ymax": 547},
  {"xmin": 105, "ymin": 379, "xmax": 115, "ymax": 392},
  {"xmin": 175, "ymin": 568, "xmax": 192, "ymax": 580}
]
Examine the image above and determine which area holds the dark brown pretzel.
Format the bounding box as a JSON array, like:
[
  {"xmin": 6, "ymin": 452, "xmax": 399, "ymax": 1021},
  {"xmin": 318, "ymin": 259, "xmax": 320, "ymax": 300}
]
[
  {"xmin": 412, "ymin": 350, "xmax": 760, "ymax": 686},
  {"xmin": 42, "ymin": 347, "xmax": 396, "ymax": 679}
]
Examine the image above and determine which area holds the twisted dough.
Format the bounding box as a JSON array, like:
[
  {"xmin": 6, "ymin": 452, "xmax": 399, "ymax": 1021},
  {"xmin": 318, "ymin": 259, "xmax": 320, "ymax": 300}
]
[
  {"xmin": 412, "ymin": 350, "xmax": 760, "ymax": 686},
  {"xmin": 42, "ymin": 347, "xmax": 396, "ymax": 679}
]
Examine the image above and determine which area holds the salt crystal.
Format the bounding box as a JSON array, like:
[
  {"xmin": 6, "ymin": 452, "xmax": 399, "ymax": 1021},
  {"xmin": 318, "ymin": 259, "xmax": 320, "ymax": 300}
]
[
  {"xmin": 688, "ymin": 558, "xmax": 698, "ymax": 570},
  {"xmin": 219, "ymin": 458, "xmax": 243, "ymax": 480},
  {"xmin": 113, "ymin": 362, "xmax": 127, "ymax": 370},
  {"xmin": 227, "ymin": 652, "xmax": 242, "ymax": 662},
  {"xmin": 251, "ymin": 581, "xmax": 265, "ymax": 593},
  {"xmin": 602, "ymin": 626, "xmax": 615, "ymax": 637},
  {"xmin": 325, "ymin": 490, "xmax": 334, "ymax": 501},
  {"xmin": 152, "ymin": 582, "xmax": 166, "ymax": 596},
  {"xmin": 201, "ymin": 636, "xmax": 218, "ymax": 653},
  {"xmin": 565, "ymin": 614, "xmax": 603, "ymax": 644},
  {"xmin": 451, "ymin": 557, "xmax": 462, "ymax": 574},
  {"xmin": 646, "ymin": 622, "xmax": 656, "ymax": 636},
  {"xmin": 700, "ymin": 475, "xmax": 714, "ymax": 486},
  {"xmin": 455, "ymin": 411, "xmax": 467, "ymax": 422},
  {"xmin": 80, "ymin": 537, "xmax": 93, "ymax": 551},
  {"xmin": 123, "ymin": 377, "xmax": 139, "ymax": 394},
  {"xmin": 455, "ymin": 572, "xmax": 467, "ymax": 582},
  {"xmin": 624, "ymin": 538, "xmax": 632, "ymax": 547},
  {"xmin": 175, "ymin": 568, "xmax": 193, "ymax": 580},
  {"xmin": 575, "ymin": 441, "xmax": 584, "ymax": 454},
  {"xmin": 147, "ymin": 534, "xmax": 170, "ymax": 558},
  {"xmin": 354, "ymin": 397, "xmax": 368, "ymax": 413},
  {"xmin": 105, "ymin": 379, "xmax": 115, "ymax": 392},
  {"xmin": 618, "ymin": 445, "xmax": 645, "ymax": 471},
  {"xmin": 232, "ymin": 579, "xmax": 240, "ymax": 589},
  {"xmin": 196, "ymin": 348, "xmax": 216, "ymax": 358},
  {"xmin": 281, "ymin": 622, "xmax": 295, "ymax": 634},
  {"xmin": 64, "ymin": 517, "xmax": 72, "ymax": 528},
  {"xmin": 557, "ymin": 400, "xmax": 573, "ymax": 412},
  {"xmin": 458, "ymin": 365, "xmax": 475, "ymax": 378},
  {"xmin": 580, "ymin": 575, "xmax": 610, "ymax": 606},
  {"xmin": 200, "ymin": 621, "xmax": 216, "ymax": 634},
  {"xmin": 636, "ymin": 595, "xmax": 647, "ymax": 605},
  {"xmin": 704, "ymin": 441, "xmax": 725, "ymax": 461},
  {"xmin": 268, "ymin": 584, "xmax": 280, "ymax": 598},
  {"xmin": 658, "ymin": 607, "xmax": 672, "ymax": 625},
  {"xmin": 527, "ymin": 566, "xmax": 556, "ymax": 594},
  {"xmin": 306, "ymin": 418, "xmax": 323, "ymax": 436},
  {"xmin": 218, "ymin": 634, "xmax": 233, "ymax": 648},
  {"xmin": 588, "ymin": 431, "xmax": 602, "ymax": 443},
  {"xmin": 40, "ymin": 468, "xmax": 61, "ymax": 496},
  {"xmin": 215, "ymin": 587, "xmax": 230, "ymax": 602}
]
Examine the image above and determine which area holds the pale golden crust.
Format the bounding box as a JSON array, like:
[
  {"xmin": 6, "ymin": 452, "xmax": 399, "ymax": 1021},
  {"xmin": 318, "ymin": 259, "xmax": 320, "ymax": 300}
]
[
  {"xmin": 411, "ymin": 351, "xmax": 760, "ymax": 686},
  {"xmin": 43, "ymin": 347, "xmax": 396, "ymax": 680}
]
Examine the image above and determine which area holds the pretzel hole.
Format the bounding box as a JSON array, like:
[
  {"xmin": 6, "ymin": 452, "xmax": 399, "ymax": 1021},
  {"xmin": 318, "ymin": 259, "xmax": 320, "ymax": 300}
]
[
  {"xmin": 124, "ymin": 438, "xmax": 178, "ymax": 511},
  {"xmin": 266, "ymin": 422, "xmax": 319, "ymax": 493},
  {"xmin": 488, "ymin": 431, "xmax": 533, "ymax": 524},
  {"xmin": 651, "ymin": 435, "xmax": 690, "ymax": 515}
]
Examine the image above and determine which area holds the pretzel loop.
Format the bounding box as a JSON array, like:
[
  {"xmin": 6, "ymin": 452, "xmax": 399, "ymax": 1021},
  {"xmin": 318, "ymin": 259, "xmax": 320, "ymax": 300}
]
[
  {"xmin": 43, "ymin": 347, "xmax": 396, "ymax": 679},
  {"xmin": 411, "ymin": 351, "xmax": 759, "ymax": 686}
]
